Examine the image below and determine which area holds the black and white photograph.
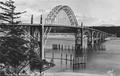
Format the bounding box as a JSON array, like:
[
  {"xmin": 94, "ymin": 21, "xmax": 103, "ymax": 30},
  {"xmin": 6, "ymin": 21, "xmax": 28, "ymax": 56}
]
[{"xmin": 0, "ymin": 0, "xmax": 120, "ymax": 76}]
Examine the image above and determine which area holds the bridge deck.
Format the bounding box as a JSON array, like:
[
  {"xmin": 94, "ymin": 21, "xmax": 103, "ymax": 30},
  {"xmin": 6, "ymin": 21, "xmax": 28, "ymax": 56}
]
[{"xmin": 0, "ymin": 24, "xmax": 111, "ymax": 35}]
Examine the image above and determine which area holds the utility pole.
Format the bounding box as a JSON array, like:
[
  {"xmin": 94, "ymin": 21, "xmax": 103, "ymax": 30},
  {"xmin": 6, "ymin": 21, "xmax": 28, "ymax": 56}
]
[
  {"xmin": 31, "ymin": 14, "xmax": 33, "ymax": 24},
  {"xmin": 81, "ymin": 22, "xmax": 83, "ymax": 51},
  {"xmin": 39, "ymin": 14, "xmax": 45, "ymax": 76},
  {"xmin": 40, "ymin": 14, "xmax": 45, "ymax": 59}
]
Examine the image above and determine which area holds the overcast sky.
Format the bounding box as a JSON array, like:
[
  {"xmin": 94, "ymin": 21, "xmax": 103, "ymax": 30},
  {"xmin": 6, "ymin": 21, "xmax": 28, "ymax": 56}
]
[{"xmin": 1, "ymin": 0, "xmax": 120, "ymax": 26}]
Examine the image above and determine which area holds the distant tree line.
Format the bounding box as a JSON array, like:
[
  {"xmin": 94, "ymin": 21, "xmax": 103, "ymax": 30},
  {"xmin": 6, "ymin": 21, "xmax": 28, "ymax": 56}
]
[{"xmin": 91, "ymin": 26, "xmax": 120, "ymax": 37}]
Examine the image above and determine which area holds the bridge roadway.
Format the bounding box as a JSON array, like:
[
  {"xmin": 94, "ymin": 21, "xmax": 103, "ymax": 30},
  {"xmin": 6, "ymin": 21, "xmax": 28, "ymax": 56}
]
[
  {"xmin": 0, "ymin": 24, "xmax": 115, "ymax": 52},
  {"xmin": 1, "ymin": 24, "xmax": 115, "ymax": 49},
  {"xmin": 1, "ymin": 23, "xmax": 112, "ymax": 35},
  {"xmin": 0, "ymin": 24, "xmax": 114, "ymax": 43},
  {"xmin": 44, "ymin": 24, "xmax": 108, "ymax": 33}
]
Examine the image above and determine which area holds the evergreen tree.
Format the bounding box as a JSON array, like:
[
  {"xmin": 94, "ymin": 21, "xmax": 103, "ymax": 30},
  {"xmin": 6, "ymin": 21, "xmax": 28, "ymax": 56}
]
[
  {"xmin": 0, "ymin": 26, "xmax": 30, "ymax": 74},
  {"xmin": 0, "ymin": 0, "xmax": 28, "ymax": 74},
  {"xmin": 0, "ymin": 0, "xmax": 55, "ymax": 75},
  {"xmin": 0, "ymin": 0, "xmax": 26, "ymax": 24}
]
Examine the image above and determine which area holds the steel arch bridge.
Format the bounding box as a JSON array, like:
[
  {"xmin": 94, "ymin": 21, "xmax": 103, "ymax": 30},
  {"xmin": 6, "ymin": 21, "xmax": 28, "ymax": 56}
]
[
  {"xmin": 44, "ymin": 5, "xmax": 114, "ymax": 50},
  {"xmin": 0, "ymin": 5, "xmax": 116, "ymax": 72},
  {"xmin": 43, "ymin": 5, "xmax": 116, "ymax": 68}
]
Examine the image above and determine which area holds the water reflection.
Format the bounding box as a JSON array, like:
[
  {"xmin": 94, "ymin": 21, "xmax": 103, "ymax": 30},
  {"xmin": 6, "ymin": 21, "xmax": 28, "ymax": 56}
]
[{"xmin": 44, "ymin": 42, "xmax": 106, "ymax": 73}]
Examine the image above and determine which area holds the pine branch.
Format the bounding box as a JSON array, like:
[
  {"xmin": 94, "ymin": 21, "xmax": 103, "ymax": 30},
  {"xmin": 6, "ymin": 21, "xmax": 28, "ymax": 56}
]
[
  {"xmin": 0, "ymin": 17, "xmax": 11, "ymax": 22},
  {"xmin": 5, "ymin": 0, "xmax": 15, "ymax": 8},
  {"xmin": 0, "ymin": 17, "xmax": 12, "ymax": 23},
  {"xmin": 0, "ymin": 1, "xmax": 15, "ymax": 8},
  {"xmin": 13, "ymin": 11, "xmax": 26, "ymax": 15},
  {"xmin": 13, "ymin": 16, "xmax": 21, "ymax": 19},
  {"xmin": 0, "ymin": 1, "xmax": 5, "ymax": 5},
  {"xmin": 0, "ymin": 13, "xmax": 12, "ymax": 17},
  {"xmin": 0, "ymin": 5, "xmax": 11, "ymax": 11}
]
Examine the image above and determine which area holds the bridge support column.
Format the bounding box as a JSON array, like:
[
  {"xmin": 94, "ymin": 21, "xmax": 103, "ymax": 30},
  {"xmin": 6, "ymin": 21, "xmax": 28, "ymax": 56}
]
[
  {"xmin": 102, "ymin": 34, "xmax": 106, "ymax": 42},
  {"xmin": 96, "ymin": 37, "xmax": 99, "ymax": 44},
  {"xmin": 73, "ymin": 28, "xmax": 86, "ymax": 70},
  {"xmin": 75, "ymin": 29, "xmax": 83, "ymax": 57},
  {"xmin": 101, "ymin": 34, "xmax": 104, "ymax": 43},
  {"xmin": 87, "ymin": 34, "xmax": 93, "ymax": 53},
  {"xmin": 91, "ymin": 36, "xmax": 94, "ymax": 48}
]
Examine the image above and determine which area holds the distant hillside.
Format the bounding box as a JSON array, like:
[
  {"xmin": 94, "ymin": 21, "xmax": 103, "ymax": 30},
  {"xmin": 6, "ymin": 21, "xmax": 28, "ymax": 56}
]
[
  {"xmin": 99, "ymin": 24, "xmax": 116, "ymax": 27},
  {"xmin": 89, "ymin": 25, "xmax": 120, "ymax": 37}
]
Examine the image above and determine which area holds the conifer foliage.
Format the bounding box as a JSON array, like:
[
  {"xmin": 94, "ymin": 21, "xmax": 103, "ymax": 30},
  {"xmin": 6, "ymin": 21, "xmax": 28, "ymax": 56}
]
[
  {"xmin": 0, "ymin": 0, "xmax": 26, "ymax": 24},
  {"xmin": 0, "ymin": 0, "xmax": 55, "ymax": 74},
  {"xmin": 0, "ymin": 0, "xmax": 28, "ymax": 74}
]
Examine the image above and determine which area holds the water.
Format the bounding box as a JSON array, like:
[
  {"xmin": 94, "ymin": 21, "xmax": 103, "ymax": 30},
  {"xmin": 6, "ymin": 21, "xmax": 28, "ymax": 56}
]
[
  {"xmin": 44, "ymin": 37, "xmax": 120, "ymax": 76},
  {"xmin": 85, "ymin": 39, "xmax": 120, "ymax": 75},
  {"xmin": 44, "ymin": 37, "xmax": 105, "ymax": 72}
]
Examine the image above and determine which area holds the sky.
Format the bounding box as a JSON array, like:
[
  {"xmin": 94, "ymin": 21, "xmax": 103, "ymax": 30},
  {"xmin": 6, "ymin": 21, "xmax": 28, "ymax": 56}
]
[{"xmin": 1, "ymin": 0, "xmax": 120, "ymax": 26}]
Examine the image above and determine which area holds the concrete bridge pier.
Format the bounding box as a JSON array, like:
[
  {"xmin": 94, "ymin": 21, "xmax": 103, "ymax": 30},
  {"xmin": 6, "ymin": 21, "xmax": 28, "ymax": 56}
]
[
  {"xmin": 73, "ymin": 28, "xmax": 86, "ymax": 70},
  {"xmin": 101, "ymin": 33, "xmax": 106, "ymax": 42}
]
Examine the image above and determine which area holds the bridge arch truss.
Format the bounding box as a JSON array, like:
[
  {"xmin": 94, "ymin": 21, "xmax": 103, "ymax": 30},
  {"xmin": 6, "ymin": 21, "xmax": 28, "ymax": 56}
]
[{"xmin": 45, "ymin": 5, "xmax": 78, "ymax": 26}]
